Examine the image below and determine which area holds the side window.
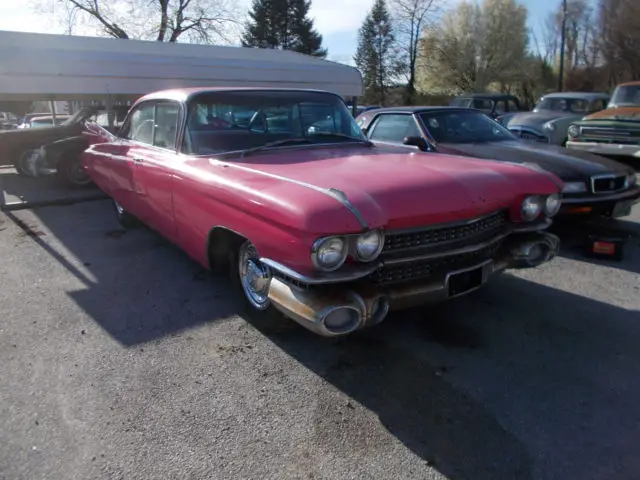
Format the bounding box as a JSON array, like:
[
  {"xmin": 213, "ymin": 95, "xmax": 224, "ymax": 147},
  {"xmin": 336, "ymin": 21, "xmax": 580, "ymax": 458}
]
[
  {"xmin": 126, "ymin": 103, "xmax": 155, "ymax": 145},
  {"xmin": 369, "ymin": 114, "xmax": 419, "ymax": 143},
  {"xmin": 590, "ymin": 99, "xmax": 607, "ymax": 112},
  {"xmin": 494, "ymin": 100, "xmax": 507, "ymax": 115},
  {"xmin": 472, "ymin": 99, "xmax": 493, "ymax": 112},
  {"xmin": 507, "ymin": 99, "xmax": 519, "ymax": 112},
  {"xmin": 153, "ymin": 102, "xmax": 180, "ymax": 149}
]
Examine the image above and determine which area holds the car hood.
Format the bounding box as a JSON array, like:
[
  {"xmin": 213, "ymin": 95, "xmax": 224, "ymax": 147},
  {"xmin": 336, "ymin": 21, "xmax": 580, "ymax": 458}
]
[
  {"xmin": 583, "ymin": 107, "xmax": 640, "ymax": 122},
  {"xmin": 506, "ymin": 110, "xmax": 577, "ymax": 127},
  {"xmin": 205, "ymin": 145, "xmax": 559, "ymax": 231},
  {"xmin": 438, "ymin": 141, "xmax": 632, "ymax": 180}
]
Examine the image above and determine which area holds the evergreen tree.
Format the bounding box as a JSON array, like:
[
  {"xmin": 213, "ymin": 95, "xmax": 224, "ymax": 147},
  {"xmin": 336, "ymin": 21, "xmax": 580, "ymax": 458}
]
[
  {"xmin": 242, "ymin": 0, "xmax": 327, "ymax": 58},
  {"xmin": 354, "ymin": 0, "xmax": 396, "ymax": 105}
]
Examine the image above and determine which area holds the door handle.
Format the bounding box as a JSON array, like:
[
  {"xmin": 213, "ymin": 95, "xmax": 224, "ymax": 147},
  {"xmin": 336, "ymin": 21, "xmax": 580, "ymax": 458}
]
[{"xmin": 133, "ymin": 157, "xmax": 144, "ymax": 164}]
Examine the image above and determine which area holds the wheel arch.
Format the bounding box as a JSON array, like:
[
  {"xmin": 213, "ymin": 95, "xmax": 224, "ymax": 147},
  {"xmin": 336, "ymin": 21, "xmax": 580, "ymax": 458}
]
[{"xmin": 206, "ymin": 226, "xmax": 247, "ymax": 272}]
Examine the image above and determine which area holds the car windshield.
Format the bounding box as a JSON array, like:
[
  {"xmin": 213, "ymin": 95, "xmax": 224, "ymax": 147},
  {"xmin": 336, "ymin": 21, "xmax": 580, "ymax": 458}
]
[
  {"xmin": 183, "ymin": 90, "xmax": 367, "ymax": 155},
  {"xmin": 419, "ymin": 110, "xmax": 518, "ymax": 144},
  {"xmin": 609, "ymin": 85, "xmax": 640, "ymax": 107},
  {"xmin": 535, "ymin": 97, "xmax": 590, "ymax": 113}
]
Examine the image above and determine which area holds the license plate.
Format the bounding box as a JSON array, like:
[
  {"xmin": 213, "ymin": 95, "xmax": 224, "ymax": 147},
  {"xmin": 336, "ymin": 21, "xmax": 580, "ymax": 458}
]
[
  {"xmin": 612, "ymin": 199, "xmax": 635, "ymax": 218},
  {"xmin": 448, "ymin": 265, "xmax": 484, "ymax": 297}
]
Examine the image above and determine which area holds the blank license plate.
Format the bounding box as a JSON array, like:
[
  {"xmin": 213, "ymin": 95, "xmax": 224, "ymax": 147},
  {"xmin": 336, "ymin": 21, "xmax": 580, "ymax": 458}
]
[{"xmin": 448, "ymin": 266, "xmax": 484, "ymax": 297}]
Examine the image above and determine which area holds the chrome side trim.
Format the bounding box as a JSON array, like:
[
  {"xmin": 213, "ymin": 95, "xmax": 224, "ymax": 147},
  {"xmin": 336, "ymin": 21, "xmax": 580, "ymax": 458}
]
[
  {"xmin": 213, "ymin": 160, "xmax": 369, "ymax": 230},
  {"xmin": 260, "ymin": 258, "xmax": 380, "ymax": 284}
]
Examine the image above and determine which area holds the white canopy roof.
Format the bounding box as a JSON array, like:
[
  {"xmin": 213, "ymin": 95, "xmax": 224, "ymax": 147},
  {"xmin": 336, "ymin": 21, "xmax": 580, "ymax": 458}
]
[{"xmin": 0, "ymin": 30, "xmax": 363, "ymax": 102}]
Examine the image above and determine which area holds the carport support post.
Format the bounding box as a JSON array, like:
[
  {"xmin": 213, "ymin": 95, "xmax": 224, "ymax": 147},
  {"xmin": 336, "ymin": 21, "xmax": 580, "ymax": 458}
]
[
  {"xmin": 351, "ymin": 97, "xmax": 358, "ymax": 117},
  {"xmin": 49, "ymin": 100, "xmax": 57, "ymax": 122},
  {"xmin": 106, "ymin": 95, "xmax": 114, "ymax": 130}
]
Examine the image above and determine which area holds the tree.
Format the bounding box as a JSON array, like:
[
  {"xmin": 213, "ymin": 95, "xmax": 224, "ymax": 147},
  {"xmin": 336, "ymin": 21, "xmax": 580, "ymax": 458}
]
[
  {"xmin": 416, "ymin": 0, "xmax": 528, "ymax": 94},
  {"xmin": 31, "ymin": 0, "xmax": 241, "ymax": 44},
  {"xmin": 598, "ymin": 0, "xmax": 640, "ymax": 85},
  {"xmin": 354, "ymin": 0, "xmax": 397, "ymax": 105},
  {"xmin": 241, "ymin": 0, "xmax": 327, "ymax": 57},
  {"xmin": 391, "ymin": 0, "xmax": 442, "ymax": 104}
]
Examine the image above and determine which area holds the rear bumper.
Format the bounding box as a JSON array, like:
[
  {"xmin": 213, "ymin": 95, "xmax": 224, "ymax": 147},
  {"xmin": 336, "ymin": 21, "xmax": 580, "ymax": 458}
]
[
  {"xmin": 266, "ymin": 231, "xmax": 560, "ymax": 337},
  {"xmin": 566, "ymin": 141, "xmax": 640, "ymax": 158}
]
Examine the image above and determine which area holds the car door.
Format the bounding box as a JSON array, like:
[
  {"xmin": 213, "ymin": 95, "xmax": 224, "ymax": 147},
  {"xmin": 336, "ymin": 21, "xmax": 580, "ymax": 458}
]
[
  {"xmin": 108, "ymin": 101, "xmax": 157, "ymax": 221},
  {"xmin": 129, "ymin": 100, "xmax": 181, "ymax": 242},
  {"xmin": 366, "ymin": 113, "xmax": 424, "ymax": 150}
]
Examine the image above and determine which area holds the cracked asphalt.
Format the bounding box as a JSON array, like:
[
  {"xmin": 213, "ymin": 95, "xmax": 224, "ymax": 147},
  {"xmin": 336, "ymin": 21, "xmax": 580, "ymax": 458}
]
[{"xmin": 1, "ymin": 172, "xmax": 639, "ymax": 480}]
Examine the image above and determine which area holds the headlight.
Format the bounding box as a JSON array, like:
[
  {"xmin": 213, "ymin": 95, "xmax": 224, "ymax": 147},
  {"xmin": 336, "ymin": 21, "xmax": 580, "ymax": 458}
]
[
  {"xmin": 521, "ymin": 195, "xmax": 544, "ymax": 221},
  {"xmin": 567, "ymin": 124, "xmax": 580, "ymax": 138},
  {"xmin": 544, "ymin": 193, "xmax": 562, "ymax": 216},
  {"xmin": 562, "ymin": 181, "xmax": 587, "ymax": 193},
  {"xmin": 543, "ymin": 121, "xmax": 556, "ymax": 131},
  {"xmin": 627, "ymin": 172, "xmax": 638, "ymax": 187},
  {"xmin": 354, "ymin": 229, "xmax": 384, "ymax": 261},
  {"xmin": 311, "ymin": 236, "xmax": 347, "ymax": 271}
]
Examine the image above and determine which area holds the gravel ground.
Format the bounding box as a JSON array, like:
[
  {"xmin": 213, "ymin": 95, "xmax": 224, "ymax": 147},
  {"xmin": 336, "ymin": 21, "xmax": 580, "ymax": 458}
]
[{"xmin": 0, "ymin": 186, "xmax": 639, "ymax": 480}]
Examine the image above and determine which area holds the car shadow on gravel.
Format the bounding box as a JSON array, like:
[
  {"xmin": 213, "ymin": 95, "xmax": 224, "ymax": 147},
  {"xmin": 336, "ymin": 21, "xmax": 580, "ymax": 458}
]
[
  {"xmin": 6, "ymin": 201, "xmax": 236, "ymax": 345},
  {"xmin": 259, "ymin": 274, "xmax": 640, "ymax": 480}
]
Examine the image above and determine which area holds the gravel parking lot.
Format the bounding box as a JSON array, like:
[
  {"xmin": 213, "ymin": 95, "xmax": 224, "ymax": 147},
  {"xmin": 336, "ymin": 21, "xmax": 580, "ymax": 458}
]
[{"xmin": 1, "ymin": 170, "xmax": 639, "ymax": 480}]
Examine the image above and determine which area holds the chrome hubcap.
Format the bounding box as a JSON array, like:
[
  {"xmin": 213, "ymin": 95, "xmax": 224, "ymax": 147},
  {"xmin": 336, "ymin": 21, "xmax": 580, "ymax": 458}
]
[{"xmin": 239, "ymin": 241, "xmax": 271, "ymax": 310}]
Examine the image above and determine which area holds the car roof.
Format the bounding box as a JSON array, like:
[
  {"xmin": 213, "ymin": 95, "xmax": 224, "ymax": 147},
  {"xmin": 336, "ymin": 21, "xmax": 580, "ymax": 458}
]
[
  {"xmin": 361, "ymin": 106, "xmax": 477, "ymax": 115},
  {"xmin": 541, "ymin": 91, "xmax": 610, "ymax": 99},
  {"xmin": 616, "ymin": 81, "xmax": 640, "ymax": 87},
  {"xmin": 455, "ymin": 93, "xmax": 517, "ymax": 99},
  {"xmin": 136, "ymin": 87, "xmax": 341, "ymax": 105}
]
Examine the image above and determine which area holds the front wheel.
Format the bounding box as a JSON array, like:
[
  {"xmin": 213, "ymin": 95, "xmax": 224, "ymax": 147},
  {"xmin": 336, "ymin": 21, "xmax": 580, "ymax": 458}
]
[
  {"xmin": 228, "ymin": 239, "xmax": 291, "ymax": 333},
  {"xmin": 56, "ymin": 157, "xmax": 93, "ymax": 188}
]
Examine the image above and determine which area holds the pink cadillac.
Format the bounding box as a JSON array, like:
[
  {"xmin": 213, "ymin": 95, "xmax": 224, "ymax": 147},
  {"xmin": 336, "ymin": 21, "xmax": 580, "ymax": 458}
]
[{"xmin": 81, "ymin": 87, "xmax": 563, "ymax": 336}]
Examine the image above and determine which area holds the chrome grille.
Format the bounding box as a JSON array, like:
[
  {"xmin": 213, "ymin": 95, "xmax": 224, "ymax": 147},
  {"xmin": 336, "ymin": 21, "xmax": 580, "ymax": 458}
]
[
  {"xmin": 591, "ymin": 174, "xmax": 627, "ymax": 193},
  {"xmin": 581, "ymin": 126, "xmax": 640, "ymax": 140},
  {"xmin": 383, "ymin": 210, "xmax": 508, "ymax": 255},
  {"xmin": 371, "ymin": 240, "xmax": 503, "ymax": 285}
]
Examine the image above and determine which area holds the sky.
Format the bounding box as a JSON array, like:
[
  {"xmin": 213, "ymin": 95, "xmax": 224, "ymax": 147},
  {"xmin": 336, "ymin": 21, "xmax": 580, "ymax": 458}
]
[{"xmin": 0, "ymin": 0, "xmax": 562, "ymax": 65}]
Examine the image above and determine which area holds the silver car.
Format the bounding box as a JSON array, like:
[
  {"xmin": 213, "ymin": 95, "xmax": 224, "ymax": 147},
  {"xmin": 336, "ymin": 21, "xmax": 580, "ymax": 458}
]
[{"xmin": 502, "ymin": 92, "xmax": 610, "ymax": 145}]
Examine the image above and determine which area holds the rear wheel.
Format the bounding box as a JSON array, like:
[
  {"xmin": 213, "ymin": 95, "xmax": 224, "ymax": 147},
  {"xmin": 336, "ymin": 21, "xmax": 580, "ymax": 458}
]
[
  {"xmin": 14, "ymin": 150, "xmax": 36, "ymax": 176},
  {"xmin": 228, "ymin": 239, "xmax": 291, "ymax": 333},
  {"xmin": 112, "ymin": 199, "xmax": 140, "ymax": 229},
  {"xmin": 56, "ymin": 156, "xmax": 93, "ymax": 188}
]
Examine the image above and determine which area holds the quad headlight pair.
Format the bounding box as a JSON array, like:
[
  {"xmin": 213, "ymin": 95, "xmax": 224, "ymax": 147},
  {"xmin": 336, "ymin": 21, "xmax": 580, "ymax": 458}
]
[
  {"xmin": 312, "ymin": 230, "xmax": 384, "ymax": 272},
  {"xmin": 521, "ymin": 193, "xmax": 562, "ymax": 221}
]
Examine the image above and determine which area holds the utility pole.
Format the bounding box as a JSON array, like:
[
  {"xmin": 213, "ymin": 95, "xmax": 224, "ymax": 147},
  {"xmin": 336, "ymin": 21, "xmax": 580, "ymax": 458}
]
[{"xmin": 558, "ymin": 0, "xmax": 567, "ymax": 91}]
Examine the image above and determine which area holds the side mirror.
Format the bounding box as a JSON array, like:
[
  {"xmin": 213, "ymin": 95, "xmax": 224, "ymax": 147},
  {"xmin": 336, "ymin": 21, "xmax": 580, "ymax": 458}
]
[
  {"xmin": 403, "ymin": 135, "xmax": 430, "ymax": 152},
  {"xmin": 360, "ymin": 126, "xmax": 368, "ymax": 135}
]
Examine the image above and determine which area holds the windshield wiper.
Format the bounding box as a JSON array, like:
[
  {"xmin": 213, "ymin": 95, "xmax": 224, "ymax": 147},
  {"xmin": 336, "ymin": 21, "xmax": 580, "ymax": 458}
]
[
  {"xmin": 310, "ymin": 132, "xmax": 373, "ymax": 145},
  {"xmin": 241, "ymin": 138, "xmax": 314, "ymax": 157}
]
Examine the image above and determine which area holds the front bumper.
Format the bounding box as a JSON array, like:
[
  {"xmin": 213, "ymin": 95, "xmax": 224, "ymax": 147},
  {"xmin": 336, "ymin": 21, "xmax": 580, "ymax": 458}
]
[
  {"xmin": 559, "ymin": 186, "xmax": 640, "ymax": 218},
  {"xmin": 566, "ymin": 141, "xmax": 640, "ymax": 158},
  {"xmin": 266, "ymin": 231, "xmax": 560, "ymax": 337}
]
